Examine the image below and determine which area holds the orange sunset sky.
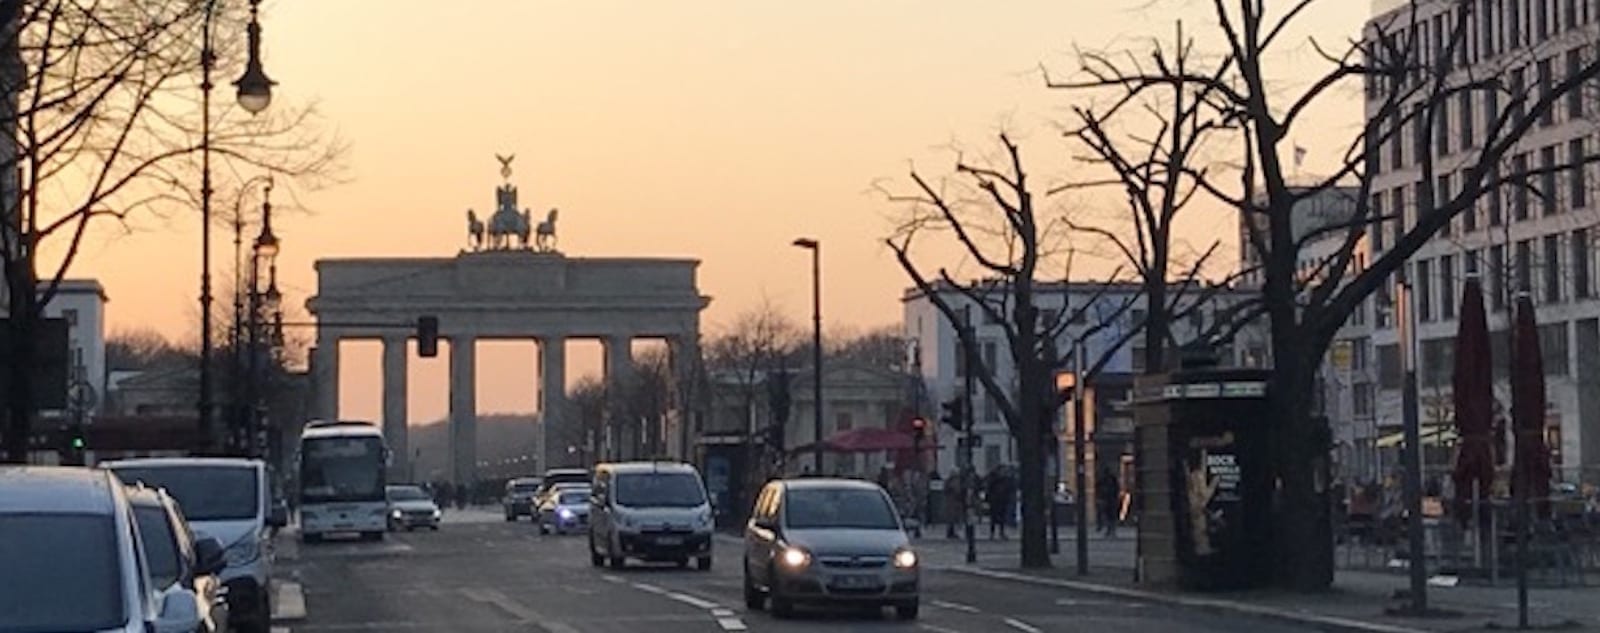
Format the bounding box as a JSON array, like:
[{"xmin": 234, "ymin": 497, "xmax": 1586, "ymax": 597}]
[{"xmin": 64, "ymin": 0, "xmax": 1375, "ymax": 425}]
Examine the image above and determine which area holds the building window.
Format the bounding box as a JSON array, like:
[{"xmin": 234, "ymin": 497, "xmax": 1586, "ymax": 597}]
[
  {"xmin": 1545, "ymin": 234, "xmax": 1563, "ymax": 303},
  {"xmin": 1516, "ymin": 239, "xmax": 1533, "ymax": 298},
  {"xmin": 1422, "ymin": 338, "xmax": 1454, "ymax": 387},
  {"xmin": 1573, "ymin": 139, "xmax": 1589, "ymax": 209},
  {"xmin": 1514, "ymin": 153, "xmax": 1530, "ymax": 221},
  {"xmin": 1575, "ymin": 228, "xmax": 1592, "ymax": 299},
  {"xmin": 1353, "ymin": 382, "xmax": 1375, "ymax": 417},
  {"xmin": 1391, "ymin": 186, "xmax": 1406, "ymax": 247},
  {"xmin": 1460, "ymin": 91, "xmax": 1476, "ymax": 149},
  {"xmin": 1538, "ymin": 58, "xmax": 1555, "ymax": 126},
  {"xmin": 1435, "ymin": 98, "xmax": 1451, "ymax": 156},
  {"xmin": 1391, "ymin": 119, "xmax": 1404, "ymax": 168},
  {"xmin": 1491, "ymin": 244, "xmax": 1507, "ymax": 310},
  {"xmin": 1540, "ymin": 322, "xmax": 1570, "ymax": 376},
  {"xmin": 1351, "ymin": 336, "xmax": 1370, "ymax": 371},
  {"xmin": 982, "ymin": 341, "xmax": 998, "ymax": 372},
  {"xmin": 1511, "ymin": 67, "xmax": 1527, "ymax": 121},
  {"xmin": 1488, "ymin": 165, "xmax": 1504, "ymax": 226},
  {"xmin": 1371, "ymin": 193, "xmax": 1386, "ymax": 251},
  {"xmin": 1569, "ymin": 49, "xmax": 1586, "ymax": 119},
  {"xmin": 1466, "ymin": 249, "xmax": 1481, "ymax": 276},
  {"xmin": 1541, "ymin": 146, "xmax": 1558, "ymax": 216},
  {"xmin": 835, "ymin": 411, "xmax": 854, "ymax": 432},
  {"xmin": 1378, "ymin": 343, "xmax": 1402, "ymax": 389},
  {"xmin": 61, "ymin": 309, "xmax": 78, "ymax": 327},
  {"xmin": 1437, "ymin": 174, "xmax": 1453, "ymax": 237},
  {"xmin": 1417, "ymin": 259, "xmax": 1434, "ymax": 322},
  {"xmin": 1441, "ymin": 254, "xmax": 1456, "ymax": 319}
]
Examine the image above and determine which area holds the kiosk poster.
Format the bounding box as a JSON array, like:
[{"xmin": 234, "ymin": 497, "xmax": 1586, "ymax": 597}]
[{"xmin": 1183, "ymin": 432, "xmax": 1239, "ymax": 557}]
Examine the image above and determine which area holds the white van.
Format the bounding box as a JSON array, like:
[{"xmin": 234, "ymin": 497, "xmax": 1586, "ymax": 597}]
[{"xmin": 588, "ymin": 462, "xmax": 714, "ymax": 570}]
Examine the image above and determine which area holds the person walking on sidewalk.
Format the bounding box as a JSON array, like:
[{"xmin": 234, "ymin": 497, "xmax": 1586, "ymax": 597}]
[
  {"xmin": 1097, "ymin": 466, "xmax": 1120, "ymax": 537},
  {"xmin": 986, "ymin": 467, "xmax": 1013, "ymax": 540},
  {"xmin": 944, "ymin": 469, "xmax": 963, "ymax": 538}
]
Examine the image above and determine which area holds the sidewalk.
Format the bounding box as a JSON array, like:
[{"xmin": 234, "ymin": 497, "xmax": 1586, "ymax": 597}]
[{"xmin": 911, "ymin": 524, "xmax": 1600, "ymax": 632}]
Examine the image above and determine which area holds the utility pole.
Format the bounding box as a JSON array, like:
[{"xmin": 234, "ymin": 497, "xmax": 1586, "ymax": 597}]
[
  {"xmin": 1073, "ymin": 339, "xmax": 1089, "ymax": 576},
  {"xmin": 962, "ymin": 305, "xmax": 977, "ymax": 564},
  {"xmin": 1397, "ymin": 278, "xmax": 1428, "ymax": 613}
]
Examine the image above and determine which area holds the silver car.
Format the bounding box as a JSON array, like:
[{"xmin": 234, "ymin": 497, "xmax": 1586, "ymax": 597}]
[
  {"xmin": 0, "ymin": 466, "xmax": 209, "ymax": 633},
  {"xmin": 742, "ymin": 478, "xmax": 920, "ymax": 620},
  {"xmin": 386, "ymin": 484, "xmax": 442, "ymax": 531},
  {"xmin": 127, "ymin": 485, "xmax": 232, "ymax": 632},
  {"xmin": 538, "ymin": 488, "xmax": 591, "ymax": 534}
]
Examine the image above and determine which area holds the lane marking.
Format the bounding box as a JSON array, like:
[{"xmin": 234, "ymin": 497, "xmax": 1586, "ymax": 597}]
[
  {"xmin": 931, "ymin": 599, "xmax": 981, "ymax": 613},
  {"xmin": 632, "ymin": 582, "xmax": 668, "ymax": 594},
  {"xmin": 600, "ymin": 574, "xmax": 625, "ymax": 583},
  {"xmin": 667, "ymin": 592, "xmax": 721, "ymax": 610},
  {"xmin": 1003, "ymin": 617, "xmax": 1043, "ymax": 633},
  {"xmin": 717, "ymin": 618, "xmax": 748, "ymax": 631},
  {"xmin": 920, "ymin": 625, "xmax": 964, "ymax": 633},
  {"xmin": 272, "ymin": 580, "xmax": 307, "ymax": 621},
  {"xmin": 271, "ymin": 628, "xmax": 291, "ymax": 633},
  {"xmin": 460, "ymin": 587, "xmax": 581, "ymax": 633},
  {"xmin": 711, "ymin": 608, "xmax": 736, "ymax": 617}
]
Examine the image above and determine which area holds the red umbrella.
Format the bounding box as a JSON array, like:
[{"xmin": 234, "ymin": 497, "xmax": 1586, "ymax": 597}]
[
  {"xmin": 1510, "ymin": 295, "xmax": 1552, "ymax": 517},
  {"xmin": 1451, "ymin": 278, "xmax": 1495, "ymax": 525}
]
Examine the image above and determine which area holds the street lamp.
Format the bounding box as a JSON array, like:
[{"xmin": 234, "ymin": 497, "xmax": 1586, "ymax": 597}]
[
  {"xmin": 792, "ymin": 237, "xmax": 822, "ymax": 474},
  {"xmin": 246, "ymin": 182, "xmax": 283, "ymax": 459},
  {"xmin": 199, "ymin": 0, "xmax": 276, "ymax": 454}
]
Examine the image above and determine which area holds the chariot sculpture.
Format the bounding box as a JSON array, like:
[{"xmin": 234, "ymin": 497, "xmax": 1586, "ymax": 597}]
[{"xmin": 466, "ymin": 154, "xmax": 559, "ymax": 253}]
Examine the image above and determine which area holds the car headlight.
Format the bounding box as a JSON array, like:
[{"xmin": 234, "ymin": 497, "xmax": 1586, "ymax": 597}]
[
  {"xmin": 695, "ymin": 509, "xmax": 712, "ymax": 528},
  {"xmin": 557, "ymin": 507, "xmax": 574, "ymax": 520},
  {"xmin": 390, "ymin": 509, "xmax": 403, "ymax": 519},
  {"xmin": 780, "ymin": 546, "xmax": 810, "ymax": 569},
  {"xmin": 893, "ymin": 548, "xmax": 918, "ymax": 569},
  {"xmin": 431, "ymin": 508, "xmax": 441, "ymax": 518},
  {"xmin": 225, "ymin": 538, "xmax": 260, "ymax": 566}
]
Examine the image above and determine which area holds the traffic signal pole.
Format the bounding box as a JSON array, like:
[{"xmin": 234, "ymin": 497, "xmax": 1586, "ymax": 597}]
[{"xmin": 962, "ymin": 306, "xmax": 977, "ymax": 565}]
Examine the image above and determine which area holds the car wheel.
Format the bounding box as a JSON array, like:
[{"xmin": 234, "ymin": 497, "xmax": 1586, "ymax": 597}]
[
  {"xmin": 696, "ymin": 556, "xmax": 712, "ymax": 572},
  {"xmin": 743, "ymin": 568, "xmax": 766, "ymax": 610},
  {"xmin": 430, "ymin": 524, "xmax": 440, "ymax": 531},
  {"xmin": 770, "ymin": 591, "xmax": 794, "ymax": 619},
  {"xmin": 505, "ymin": 511, "xmax": 516, "ymax": 522},
  {"xmin": 894, "ymin": 601, "xmax": 919, "ymax": 620}
]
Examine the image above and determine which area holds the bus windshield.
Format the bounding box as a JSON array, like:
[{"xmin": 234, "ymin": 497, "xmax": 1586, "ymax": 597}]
[{"xmin": 301, "ymin": 436, "xmax": 386, "ymax": 503}]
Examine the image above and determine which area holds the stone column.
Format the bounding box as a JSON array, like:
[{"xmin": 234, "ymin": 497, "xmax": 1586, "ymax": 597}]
[
  {"xmin": 449, "ymin": 334, "xmax": 477, "ymax": 486},
  {"xmin": 669, "ymin": 334, "xmax": 701, "ymax": 460},
  {"xmin": 541, "ymin": 335, "xmax": 567, "ymax": 470},
  {"xmin": 381, "ymin": 335, "xmax": 409, "ymax": 481},
  {"xmin": 605, "ymin": 335, "xmax": 633, "ymax": 458},
  {"xmin": 311, "ymin": 330, "xmax": 340, "ymax": 422}
]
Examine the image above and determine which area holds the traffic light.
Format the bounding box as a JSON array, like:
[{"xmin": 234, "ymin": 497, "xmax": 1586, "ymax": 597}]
[
  {"xmin": 416, "ymin": 316, "xmax": 439, "ymax": 358},
  {"xmin": 940, "ymin": 397, "xmax": 965, "ymax": 431}
]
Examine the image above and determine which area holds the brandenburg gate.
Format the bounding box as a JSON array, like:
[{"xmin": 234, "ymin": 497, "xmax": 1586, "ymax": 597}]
[{"xmin": 306, "ymin": 156, "xmax": 709, "ymax": 483}]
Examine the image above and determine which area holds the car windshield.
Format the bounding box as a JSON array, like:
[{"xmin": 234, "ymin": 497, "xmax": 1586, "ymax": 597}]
[
  {"xmin": 614, "ymin": 472, "xmax": 706, "ymax": 508},
  {"xmin": 510, "ymin": 483, "xmax": 540, "ymax": 495},
  {"xmin": 0, "ymin": 513, "xmax": 125, "ymax": 633},
  {"xmin": 112, "ymin": 465, "xmax": 259, "ymax": 521},
  {"xmin": 559, "ymin": 491, "xmax": 589, "ymax": 505},
  {"xmin": 387, "ymin": 486, "xmax": 431, "ymax": 502},
  {"xmin": 134, "ymin": 506, "xmax": 182, "ymax": 588},
  {"xmin": 785, "ymin": 487, "xmax": 901, "ymax": 530}
]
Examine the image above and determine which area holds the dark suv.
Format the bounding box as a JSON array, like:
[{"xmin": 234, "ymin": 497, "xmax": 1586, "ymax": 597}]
[{"xmin": 503, "ymin": 477, "xmax": 543, "ymax": 521}]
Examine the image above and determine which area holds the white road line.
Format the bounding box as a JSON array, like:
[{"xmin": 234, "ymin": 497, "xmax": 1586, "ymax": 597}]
[
  {"xmin": 919, "ymin": 624, "xmax": 964, "ymax": 633},
  {"xmin": 667, "ymin": 592, "xmax": 721, "ymax": 610},
  {"xmin": 270, "ymin": 628, "xmax": 291, "ymax": 633},
  {"xmin": 632, "ymin": 582, "xmax": 668, "ymax": 594},
  {"xmin": 717, "ymin": 617, "xmax": 748, "ymax": 631},
  {"xmin": 1003, "ymin": 617, "xmax": 1043, "ymax": 633},
  {"xmin": 711, "ymin": 608, "xmax": 736, "ymax": 617},
  {"xmin": 600, "ymin": 574, "xmax": 625, "ymax": 583},
  {"xmin": 931, "ymin": 599, "xmax": 981, "ymax": 613},
  {"xmin": 273, "ymin": 580, "xmax": 307, "ymax": 621}
]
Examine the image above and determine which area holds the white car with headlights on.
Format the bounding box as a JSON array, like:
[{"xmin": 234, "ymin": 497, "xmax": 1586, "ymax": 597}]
[
  {"xmin": 588, "ymin": 462, "xmax": 714, "ymax": 570},
  {"xmin": 538, "ymin": 487, "xmax": 591, "ymax": 534},
  {"xmin": 386, "ymin": 484, "xmax": 441, "ymax": 531},
  {"xmin": 742, "ymin": 478, "xmax": 920, "ymax": 620}
]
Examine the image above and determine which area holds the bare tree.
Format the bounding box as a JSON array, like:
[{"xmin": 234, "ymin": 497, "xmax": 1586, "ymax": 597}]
[
  {"xmin": 1052, "ymin": 21, "xmax": 1254, "ymax": 373},
  {"xmin": 1051, "ymin": 0, "xmax": 1600, "ymax": 589},
  {"xmin": 826, "ymin": 324, "xmax": 908, "ymax": 371},
  {"xmin": 106, "ymin": 327, "xmax": 190, "ymax": 371},
  {"xmin": 884, "ymin": 134, "xmax": 1147, "ymax": 568},
  {"xmin": 703, "ymin": 299, "xmax": 802, "ymax": 461},
  {"xmin": 0, "ymin": 0, "xmax": 342, "ymax": 462}
]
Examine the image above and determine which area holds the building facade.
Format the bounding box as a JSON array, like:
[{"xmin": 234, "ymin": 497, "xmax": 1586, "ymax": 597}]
[
  {"xmin": 39, "ymin": 279, "xmax": 109, "ymax": 418},
  {"xmin": 1354, "ymin": 0, "xmax": 1599, "ymax": 483}
]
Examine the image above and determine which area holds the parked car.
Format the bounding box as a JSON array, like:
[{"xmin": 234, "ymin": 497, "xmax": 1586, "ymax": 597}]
[
  {"xmin": 127, "ymin": 484, "xmax": 233, "ymax": 633},
  {"xmin": 503, "ymin": 477, "xmax": 543, "ymax": 521},
  {"xmin": 387, "ymin": 484, "xmax": 442, "ymax": 531},
  {"xmin": 0, "ymin": 466, "xmax": 209, "ymax": 633},
  {"xmin": 743, "ymin": 478, "xmax": 920, "ymax": 620},
  {"xmin": 537, "ymin": 468, "xmax": 592, "ymax": 499},
  {"xmin": 589, "ymin": 462, "xmax": 713, "ymax": 570},
  {"xmin": 538, "ymin": 487, "xmax": 592, "ymax": 535},
  {"xmin": 105, "ymin": 458, "xmax": 286, "ymax": 633}
]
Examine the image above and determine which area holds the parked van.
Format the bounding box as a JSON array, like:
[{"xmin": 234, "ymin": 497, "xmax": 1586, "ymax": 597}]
[
  {"xmin": 106, "ymin": 457, "xmax": 285, "ymax": 633},
  {"xmin": 588, "ymin": 462, "xmax": 713, "ymax": 570}
]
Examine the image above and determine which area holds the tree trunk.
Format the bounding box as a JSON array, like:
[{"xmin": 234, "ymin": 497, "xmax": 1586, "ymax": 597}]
[
  {"xmin": 1016, "ymin": 358, "xmax": 1051, "ymax": 568},
  {"xmin": 1269, "ymin": 352, "xmax": 1334, "ymax": 590},
  {"xmin": 2, "ymin": 262, "xmax": 36, "ymax": 464}
]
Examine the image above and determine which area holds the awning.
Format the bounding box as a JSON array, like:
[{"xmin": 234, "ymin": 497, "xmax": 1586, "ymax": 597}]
[
  {"xmin": 1375, "ymin": 426, "xmax": 1459, "ymax": 449},
  {"xmin": 791, "ymin": 427, "xmax": 938, "ymax": 454}
]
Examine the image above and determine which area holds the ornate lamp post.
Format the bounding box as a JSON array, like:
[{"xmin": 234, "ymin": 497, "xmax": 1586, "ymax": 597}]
[
  {"xmin": 199, "ymin": 0, "xmax": 276, "ymax": 453},
  {"xmin": 246, "ymin": 182, "xmax": 283, "ymax": 459}
]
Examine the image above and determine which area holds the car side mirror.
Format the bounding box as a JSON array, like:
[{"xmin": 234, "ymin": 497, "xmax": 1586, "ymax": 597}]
[
  {"xmin": 194, "ymin": 537, "xmax": 227, "ymax": 577},
  {"xmin": 269, "ymin": 502, "xmax": 289, "ymax": 528},
  {"xmin": 153, "ymin": 588, "xmax": 202, "ymax": 633}
]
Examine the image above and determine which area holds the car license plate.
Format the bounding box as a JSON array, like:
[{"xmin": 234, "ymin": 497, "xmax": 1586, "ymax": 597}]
[
  {"xmin": 831, "ymin": 575, "xmax": 879, "ymax": 589},
  {"xmin": 655, "ymin": 536, "xmax": 683, "ymax": 546}
]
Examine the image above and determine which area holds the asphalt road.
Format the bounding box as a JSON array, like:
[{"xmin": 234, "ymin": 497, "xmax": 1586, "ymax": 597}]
[{"xmin": 273, "ymin": 513, "xmax": 1316, "ymax": 633}]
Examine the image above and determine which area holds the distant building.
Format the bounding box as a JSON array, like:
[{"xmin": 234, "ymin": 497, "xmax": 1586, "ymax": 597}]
[{"xmin": 37, "ymin": 279, "xmax": 109, "ymax": 418}]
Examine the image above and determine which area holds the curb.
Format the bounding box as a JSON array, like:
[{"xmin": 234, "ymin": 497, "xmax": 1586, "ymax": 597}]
[{"xmin": 943, "ymin": 567, "xmax": 1429, "ymax": 633}]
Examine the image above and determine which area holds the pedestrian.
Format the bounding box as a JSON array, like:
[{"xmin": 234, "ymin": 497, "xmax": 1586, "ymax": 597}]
[
  {"xmin": 1096, "ymin": 466, "xmax": 1120, "ymax": 537},
  {"xmin": 986, "ymin": 467, "xmax": 1012, "ymax": 540},
  {"xmin": 944, "ymin": 470, "xmax": 963, "ymax": 539}
]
